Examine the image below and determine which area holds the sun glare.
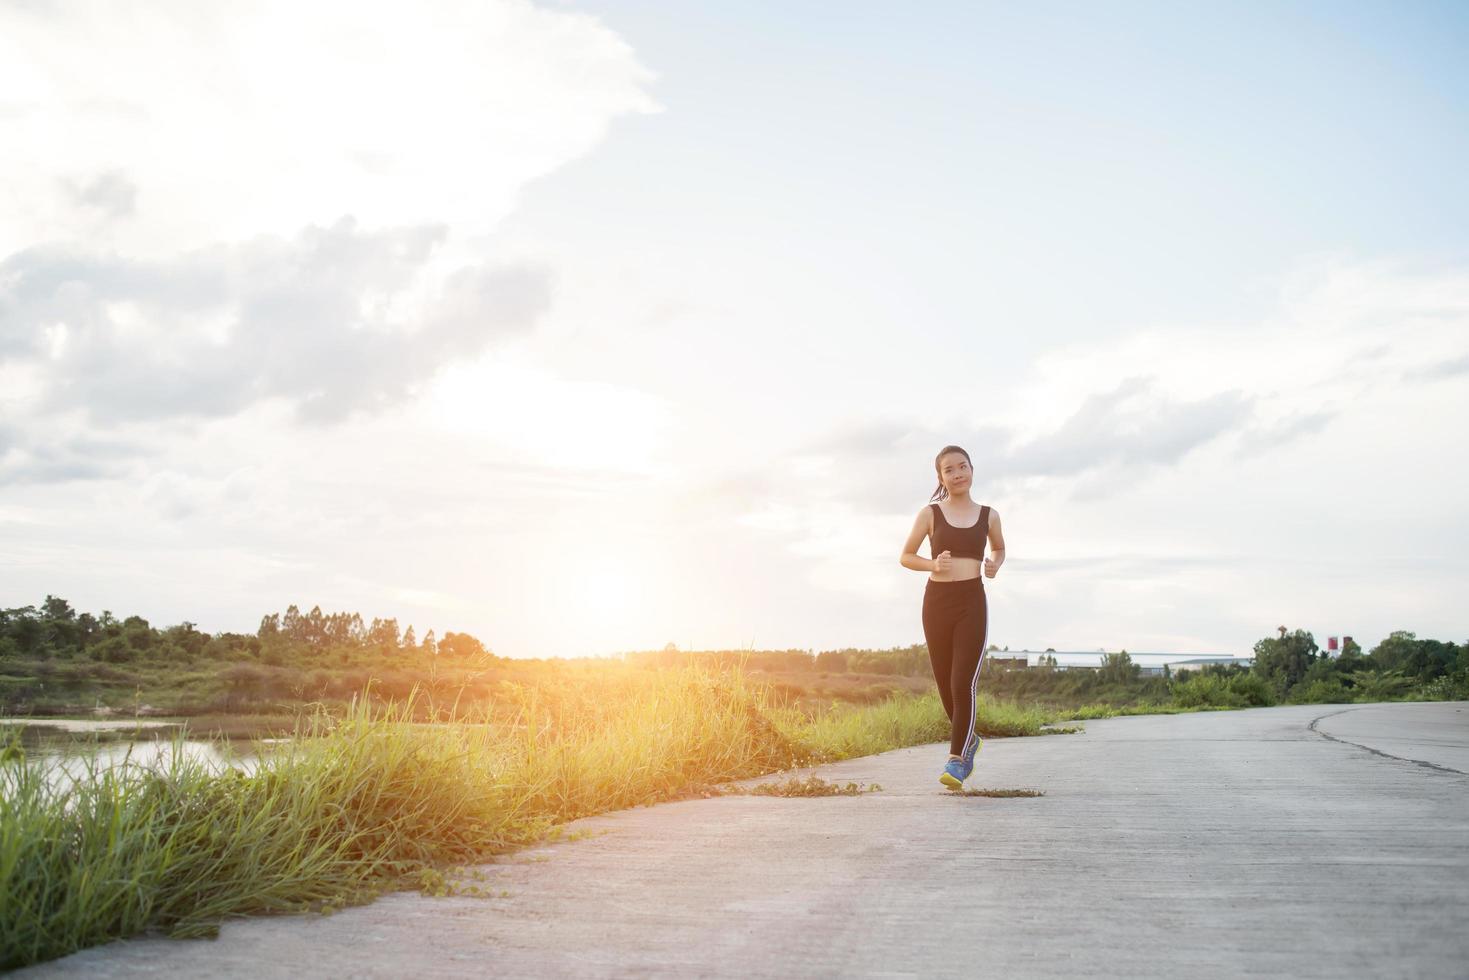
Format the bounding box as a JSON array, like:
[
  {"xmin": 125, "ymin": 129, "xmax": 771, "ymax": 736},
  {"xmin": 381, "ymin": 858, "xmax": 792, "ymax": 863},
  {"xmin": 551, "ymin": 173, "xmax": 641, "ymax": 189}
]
[
  {"xmin": 579, "ymin": 556, "xmax": 646, "ymax": 629},
  {"xmin": 418, "ymin": 355, "xmax": 672, "ymax": 472}
]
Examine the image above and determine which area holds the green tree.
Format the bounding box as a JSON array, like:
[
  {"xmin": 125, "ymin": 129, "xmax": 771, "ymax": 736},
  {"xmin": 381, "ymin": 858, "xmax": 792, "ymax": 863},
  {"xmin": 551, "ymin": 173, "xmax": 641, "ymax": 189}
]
[
  {"xmin": 1252, "ymin": 628, "xmax": 1318, "ymax": 693},
  {"xmin": 92, "ymin": 634, "xmax": 134, "ymax": 663},
  {"xmin": 3, "ymin": 606, "xmax": 43, "ymax": 656},
  {"xmin": 281, "ymin": 605, "xmax": 303, "ymax": 643},
  {"xmin": 439, "ymin": 631, "xmax": 492, "ymax": 662},
  {"xmin": 305, "ymin": 605, "xmax": 328, "ymax": 648},
  {"xmin": 1369, "ymin": 630, "xmax": 1460, "ymax": 682},
  {"xmin": 368, "ymin": 618, "xmax": 401, "ymax": 655},
  {"xmin": 1098, "ymin": 650, "xmax": 1139, "ymax": 685},
  {"xmin": 1335, "ymin": 639, "xmax": 1368, "ymax": 672},
  {"xmin": 121, "ymin": 615, "xmax": 153, "ymax": 654},
  {"xmin": 75, "ymin": 611, "xmax": 101, "ymax": 648},
  {"xmin": 1370, "ymin": 631, "xmax": 1418, "ymax": 673},
  {"xmin": 41, "ymin": 595, "xmax": 76, "ymax": 621},
  {"xmin": 40, "ymin": 595, "xmax": 82, "ymax": 651},
  {"xmin": 1299, "ymin": 655, "xmax": 1339, "ymax": 688},
  {"xmin": 815, "ymin": 650, "xmax": 849, "ymax": 672},
  {"xmin": 162, "ymin": 621, "xmax": 207, "ymax": 658}
]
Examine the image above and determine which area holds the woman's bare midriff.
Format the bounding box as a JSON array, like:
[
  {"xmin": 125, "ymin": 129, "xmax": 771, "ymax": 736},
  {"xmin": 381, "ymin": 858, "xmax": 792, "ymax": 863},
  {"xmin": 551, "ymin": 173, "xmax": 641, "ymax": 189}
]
[{"xmin": 929, "ymin": 557, "xmax": 982, "ymax": 583}]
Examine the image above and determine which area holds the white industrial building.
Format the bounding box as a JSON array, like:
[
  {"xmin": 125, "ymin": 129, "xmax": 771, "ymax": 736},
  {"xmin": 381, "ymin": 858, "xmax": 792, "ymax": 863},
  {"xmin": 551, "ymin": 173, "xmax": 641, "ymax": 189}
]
[{"xmin": 986, "ymin": 650, "xmax": 1253, "ymax": 675}]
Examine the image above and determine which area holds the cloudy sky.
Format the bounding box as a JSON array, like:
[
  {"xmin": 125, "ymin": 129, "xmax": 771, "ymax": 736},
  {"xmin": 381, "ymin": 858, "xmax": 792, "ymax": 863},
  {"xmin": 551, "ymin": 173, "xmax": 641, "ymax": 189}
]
[{"xmin": 2, "ymin": 0, "xmax": 1467, "ymax": 659}]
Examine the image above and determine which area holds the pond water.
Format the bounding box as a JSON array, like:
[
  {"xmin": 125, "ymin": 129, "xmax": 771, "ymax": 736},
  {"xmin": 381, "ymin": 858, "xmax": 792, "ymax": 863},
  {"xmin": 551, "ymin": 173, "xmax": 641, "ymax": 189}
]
[{"xmin": 0, "ymin": 717, "xmax": 285, "ymax": 789}]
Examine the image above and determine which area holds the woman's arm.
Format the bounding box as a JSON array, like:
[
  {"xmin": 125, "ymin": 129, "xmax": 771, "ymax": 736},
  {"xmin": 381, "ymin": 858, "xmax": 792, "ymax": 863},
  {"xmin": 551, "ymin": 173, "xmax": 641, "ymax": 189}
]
[
  {"xmin": 899, "ymin": 507, "xmax": 938, "ymax": 573},
  {"xmin": 984, "ymin": 508, "xmax": 1006, "ymax": 578}
]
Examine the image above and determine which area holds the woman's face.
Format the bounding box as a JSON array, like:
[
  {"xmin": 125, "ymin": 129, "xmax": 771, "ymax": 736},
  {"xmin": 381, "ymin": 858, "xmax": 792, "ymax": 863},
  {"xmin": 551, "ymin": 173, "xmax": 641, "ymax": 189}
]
[{"xmin": 938, "ymin": 453, "xmax": 971, "ymax": 494}]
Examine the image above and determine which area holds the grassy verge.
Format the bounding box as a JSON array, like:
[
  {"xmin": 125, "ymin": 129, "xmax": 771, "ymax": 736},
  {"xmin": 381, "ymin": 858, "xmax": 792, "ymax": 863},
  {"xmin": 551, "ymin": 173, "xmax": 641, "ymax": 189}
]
[
  {"xmin": 0, "ymin": 664, "xmax": 1077, "ymax": 969},
  {"xmin": 770, "ymin": 690, "xmax": 1072, "ymax": 762},
  {"xmin": 11, "ymin": 664, "xmax": 1322, "ymax": 969},
  {"xmin": 21, "ymin": 654, "xmax": 1409, "ymax": 968}
]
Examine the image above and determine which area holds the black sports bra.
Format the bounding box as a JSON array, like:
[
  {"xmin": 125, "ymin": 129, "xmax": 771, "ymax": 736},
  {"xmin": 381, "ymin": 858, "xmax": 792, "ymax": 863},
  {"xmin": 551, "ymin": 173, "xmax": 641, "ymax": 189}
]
[{"xmin": 930, "ymin": 502, "xmax": 989, "ymax": 561}]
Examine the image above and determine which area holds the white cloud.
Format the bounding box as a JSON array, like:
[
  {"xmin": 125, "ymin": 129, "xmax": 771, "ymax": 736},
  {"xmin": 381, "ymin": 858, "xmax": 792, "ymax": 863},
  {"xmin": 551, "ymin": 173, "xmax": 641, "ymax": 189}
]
[
  {"xmin": 1010, "ymin": 258, "xmax": 1469, "ymax": 446},
  {"xmin": 703, "ymin": 260, "xmax": 1469, "ymax": 652},
  {"xmin": 0, "ymin": 0, "xmax": 659, "ymax": 260},
  {"xmin": 0, "ymin": 0, "xmax": 661, "ymax": 484}
]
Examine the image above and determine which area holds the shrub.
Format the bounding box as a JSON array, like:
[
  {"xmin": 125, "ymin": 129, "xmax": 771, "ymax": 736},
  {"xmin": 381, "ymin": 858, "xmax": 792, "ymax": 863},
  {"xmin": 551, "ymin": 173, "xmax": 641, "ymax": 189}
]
[
  {"xmin": 1290, "ymin": 678, "xmax": 1351, "ymax": 704},
  {"xmin": 1350, "ymin": 669, "xmax": 1414, "ymax": 702},
  {"xmin": 1420, "ymin": 673, "xmax": 1469, "ymax": 701},
  {"xmin": 1171, "ymin": 673, "xmax": 1245, "ymax": 708},
  {"xmin": 1227, "ymin": 672, "xmax": 1275, "ymax": 706},
  {"xmin": 91, "ymin": 636, "xmax": 134, "ymax": 664}
]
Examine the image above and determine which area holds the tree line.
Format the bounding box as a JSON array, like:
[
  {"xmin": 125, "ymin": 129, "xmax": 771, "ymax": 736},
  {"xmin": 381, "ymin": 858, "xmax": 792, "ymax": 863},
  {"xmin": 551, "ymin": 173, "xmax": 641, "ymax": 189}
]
[
  {"xmin": 0, "ymin": 595, "xmax": 495, "ymax": 666},
  {"xmin": 4, "ymin": 595, "xmax": 1463, "ymax": 706},
  {"xmin": 1248, "ymin": 627, "xmax": 1466, "ymax": 702}
]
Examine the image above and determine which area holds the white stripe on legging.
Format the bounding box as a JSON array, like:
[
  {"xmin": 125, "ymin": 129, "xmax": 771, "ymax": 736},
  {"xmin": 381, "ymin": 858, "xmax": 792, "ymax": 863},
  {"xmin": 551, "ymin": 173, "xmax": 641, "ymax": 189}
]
[{"xmin": 961, "ymin": 588, "xmax": 988, "ymax": 761}]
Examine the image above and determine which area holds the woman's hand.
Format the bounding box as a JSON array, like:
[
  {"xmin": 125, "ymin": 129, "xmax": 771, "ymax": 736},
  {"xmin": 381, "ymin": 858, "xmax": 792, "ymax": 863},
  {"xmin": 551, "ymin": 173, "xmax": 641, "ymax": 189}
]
[
  {"xmin": 932, "ymin": 551, "xmax": 952, "ymax": 575},
  {"xmin": 983, "ymin": 556, "xmax": 999, "ymax": 578}
]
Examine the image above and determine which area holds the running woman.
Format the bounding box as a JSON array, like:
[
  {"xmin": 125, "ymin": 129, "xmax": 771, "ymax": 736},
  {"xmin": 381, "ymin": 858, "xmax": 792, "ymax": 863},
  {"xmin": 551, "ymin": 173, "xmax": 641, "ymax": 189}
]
[{"xmin": 898, "ymin": 445, "xmax": 1006, "ymax": 790}]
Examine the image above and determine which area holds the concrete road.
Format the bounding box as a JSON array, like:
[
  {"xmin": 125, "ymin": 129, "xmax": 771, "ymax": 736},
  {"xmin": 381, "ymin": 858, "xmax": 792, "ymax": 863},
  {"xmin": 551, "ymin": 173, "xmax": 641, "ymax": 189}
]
[{"xmin": 21, "ymin": 701, "xmax": 1469, "ymax": 979}]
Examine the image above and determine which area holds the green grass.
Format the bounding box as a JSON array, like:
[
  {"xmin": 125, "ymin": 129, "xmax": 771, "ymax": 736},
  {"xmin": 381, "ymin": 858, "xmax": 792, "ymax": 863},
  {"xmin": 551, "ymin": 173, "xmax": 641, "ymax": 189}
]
[
  {"xmin": 26, "ymin": 654, "xmax": 1416, "ymax": 968},
  {"xmin": 767, "ymin": 691, "xmax": 1070, "ymax": 762},
  {"xmin": 0, "ymin": 665, "xmax": 1086, "ymax": 969},
  {"xmin": 0, "ymin": 666, "xmax": 751, "ymax": 966}
]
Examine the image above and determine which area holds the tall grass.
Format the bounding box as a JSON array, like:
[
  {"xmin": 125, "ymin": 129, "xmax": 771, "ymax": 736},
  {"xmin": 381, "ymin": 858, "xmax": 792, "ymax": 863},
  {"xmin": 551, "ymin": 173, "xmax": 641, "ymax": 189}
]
[
  {"xmin": 6, "ymin": 664, "xmax": 1074, "ymax": 968},
  {"xmin": 771, "ymin": 691, "xmax": 1063, "ymax": 760},
  {"xmin": 2, "ymin": 663, "xmax": 1084, "ymax": 969}
]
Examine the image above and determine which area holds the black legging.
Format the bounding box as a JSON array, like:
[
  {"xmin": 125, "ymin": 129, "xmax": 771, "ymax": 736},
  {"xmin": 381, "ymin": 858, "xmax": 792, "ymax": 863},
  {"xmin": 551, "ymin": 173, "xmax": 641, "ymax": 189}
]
[{"xmin": 921, "ymin": 577, "xmax": 989, "ymax": 758}]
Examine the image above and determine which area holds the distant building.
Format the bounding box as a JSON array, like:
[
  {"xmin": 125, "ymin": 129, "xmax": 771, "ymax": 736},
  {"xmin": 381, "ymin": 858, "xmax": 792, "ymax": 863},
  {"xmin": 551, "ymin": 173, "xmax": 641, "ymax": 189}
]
[
  {"xmin": 1002, "ymin": 650, "xmax": 1253, "ymax": 674},
  {"xmin": 1164, "ymin": 656, "xmax": 1253, "ymax": 675}
]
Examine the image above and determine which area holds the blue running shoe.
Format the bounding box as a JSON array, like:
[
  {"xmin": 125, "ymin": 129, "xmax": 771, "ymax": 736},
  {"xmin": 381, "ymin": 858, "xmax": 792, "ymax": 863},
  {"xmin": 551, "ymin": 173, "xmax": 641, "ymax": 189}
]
[
  {"xmin": 939, "ymin": 757, "xmax": 969, "ymax": 790},
  {"xmin": 961, "ymin": 736, "xmax": 982, "ymax": 769}
]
